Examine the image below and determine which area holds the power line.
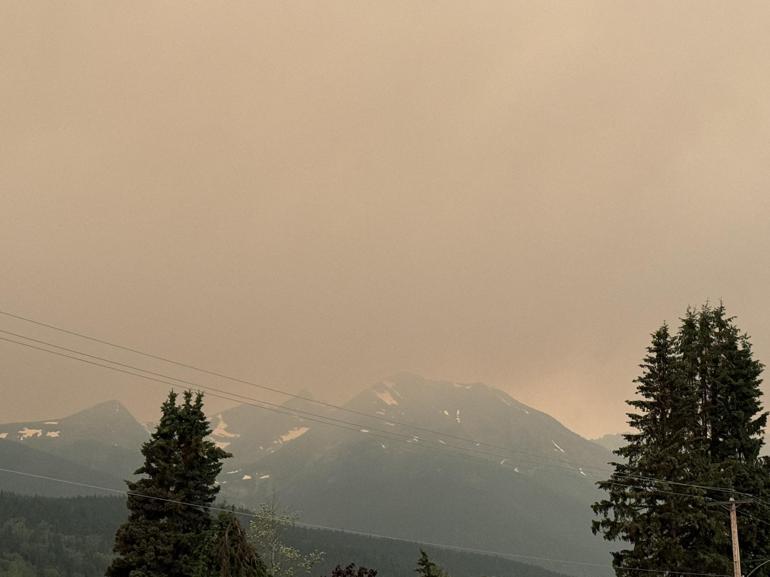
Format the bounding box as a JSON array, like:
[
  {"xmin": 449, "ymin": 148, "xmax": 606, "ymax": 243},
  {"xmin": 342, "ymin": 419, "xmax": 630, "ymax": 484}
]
[
  {"xmin": 0, "ymin": 330, "xmax": 741, "ymax": 502},
  {"xmin": 0, "ymin": 309, "xmax": 600, "ymax": 469},
  {"xmin": 0, "ymin": 336, "xmax": 754, "ymax": 566},
  {"xmin": 2, "ymin": 321, "xmax": 734, "ymax": 515},
  {"xmin": 6, "ymin": 307, "xmax": 726, "ymax": 495},
  {"xmin": 0, "ymin": 334, "xmax": 586, "ymax": 480},
  {"xmin": 0, "ymin": 325, "xmax": 759, "ymax": 501},
  {"xmin": 0, "ymin": 329, "xmax": 611, "ymax": 474},
  {"xmin": 0, "ymin": 330, "xmax": 719, "ymax": 515},
  {"xmin": 0, "ymin": 315, "xmax": 759, "ymax": 576},
  {"xmin": 2, "ymin": 308, "xmax": 759, "ymax": 500},
  {"xmin": 0, "ymin": 335, "xmax": 459, "ymax": 454}
]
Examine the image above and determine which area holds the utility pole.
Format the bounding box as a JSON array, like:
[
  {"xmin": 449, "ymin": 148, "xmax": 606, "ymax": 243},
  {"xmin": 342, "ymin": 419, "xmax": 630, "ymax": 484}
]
[{"xmin": 729, "ymin": 497, "xmax": 742, "ymax": 577}]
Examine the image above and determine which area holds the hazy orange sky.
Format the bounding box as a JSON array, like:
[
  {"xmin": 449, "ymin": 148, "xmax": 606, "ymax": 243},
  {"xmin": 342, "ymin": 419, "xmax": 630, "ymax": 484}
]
[{"xmin": 2, "ymin": 1, "xmax": 770, "ymax": 437}]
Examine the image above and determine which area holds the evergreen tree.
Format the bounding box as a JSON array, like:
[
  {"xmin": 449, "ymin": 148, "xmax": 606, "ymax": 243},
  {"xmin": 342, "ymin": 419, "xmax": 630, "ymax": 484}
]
[
  {"xmin": 415, "ymin": 550, "xmax": 448, "ymax": 577},
  {"xmin": 593, "ymin": 324, "xmax": 712, "ymax": 573},
  {"xmin": 196, "ymin": 512, "xmax": 267, "ymax": 577},
  {"xmin": 707, "ymin": 304, "xmax": 766, "ymax": 462},
  {"xmin": 593, "ymin": 304, "xmax": 770, "ymax": 576},
  {"xmin": 700, "ymin": 305, "xmax": 770, "ymax": 571},
  {"xmin": 106, "ymin": 390, "xmax": 230, "ymax": 577}
]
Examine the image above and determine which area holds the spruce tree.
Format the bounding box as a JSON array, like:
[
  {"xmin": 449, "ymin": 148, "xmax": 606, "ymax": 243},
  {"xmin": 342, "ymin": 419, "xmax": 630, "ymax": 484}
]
[
  {"xmin": 414, "ymin": 550, "xmax": 448, "ymax": 577},
  {"xmin": 700, "ymin": 304, "xmax": 770, "ymax": 571},
  {"xmin": 106, "ymin": 390, "xmax": 231, "ymax": 577},
  {"xmin": 196, "ymin": 512, "xmax": 267, "ymax": 577},
  {"xmin": 593, "ymin": 304, "xmax": 770, "ymax": 576},
  {"xmin": 593, "ymin": 324, "xmax": 712, "ymax": 573}
]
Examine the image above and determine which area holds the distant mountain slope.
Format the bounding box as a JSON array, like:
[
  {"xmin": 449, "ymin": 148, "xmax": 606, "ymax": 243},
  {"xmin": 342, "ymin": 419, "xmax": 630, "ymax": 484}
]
[
  {"xmin": 211, "ymin": 392, "xmax": 334, "ymax": 468},
  {"xmin": 0, "ymin": 400, "xmax": 147, "ymax": 482},
  {"xmin": 0, "ymin": 377, "xmax": 614, "ymax": 576},
  {"xmin": 218, "ymin": 374, "xmax": 613, "ymax": 577},
  {"xmin": 0, "ymin": 439, "xmax": 125, "ymax": 497}
]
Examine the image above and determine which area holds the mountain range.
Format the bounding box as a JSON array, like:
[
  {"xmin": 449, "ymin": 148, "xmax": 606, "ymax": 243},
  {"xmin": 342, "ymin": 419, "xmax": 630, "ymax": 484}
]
[
  {"xmin": 0, "ymin": 373, "xmax": 614, "ymax": 576},
  {"xmin": 0, "ymin": 399, "xmax": 145, "ymax": 496}
]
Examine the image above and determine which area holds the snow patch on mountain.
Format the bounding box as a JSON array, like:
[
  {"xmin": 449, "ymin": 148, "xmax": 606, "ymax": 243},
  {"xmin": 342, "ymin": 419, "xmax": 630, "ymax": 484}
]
[
  {"xmin": 374, "ymin": 389, "xmax": 399, "ymax": 406},
  {"xmin": 0, "ymin": 433, "xmax": 7, "ymax": 439},
  {"xmin": 212, "ymin": 415, "xmax": 240, "ymax": 439},
  {"xmin": 441, "ymin": 407, "xmax": 463, "ymax": 423},
  {"xmin": 277, "ymin": 426, "xmax": 309, "ymax": 443},
  {"xmin": 381, "ymin": 382, "xmax": 403, "ymax": 399},
  {"xmin": 46, "ymin": 431, "xmax": 60, "ymax": 438},
  {"xmin": 18, "ymin": 428, "xmax": 43, "ymax": 439},
  {"xmin": 552, "ymin": 440, "xmax": 566, "ymax": 453}
]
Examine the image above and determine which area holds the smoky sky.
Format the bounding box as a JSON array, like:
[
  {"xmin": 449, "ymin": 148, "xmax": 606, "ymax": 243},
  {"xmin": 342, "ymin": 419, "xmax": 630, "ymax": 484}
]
[{"xmin": 2, "ymin": 1, "xmax": 770, "ymax": 437}]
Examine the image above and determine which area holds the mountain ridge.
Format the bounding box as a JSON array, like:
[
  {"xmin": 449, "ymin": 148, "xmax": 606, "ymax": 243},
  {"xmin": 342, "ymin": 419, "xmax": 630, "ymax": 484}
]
[{"xmin": 0, "ymin": 375, "xmax": 612, "ymax": 576}]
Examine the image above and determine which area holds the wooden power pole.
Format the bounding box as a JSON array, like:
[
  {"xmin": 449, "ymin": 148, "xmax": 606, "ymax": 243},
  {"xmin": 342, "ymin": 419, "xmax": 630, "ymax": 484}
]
[{"xmin": 729, "ymin": 497, "xmax": 742, "ymax": 577}]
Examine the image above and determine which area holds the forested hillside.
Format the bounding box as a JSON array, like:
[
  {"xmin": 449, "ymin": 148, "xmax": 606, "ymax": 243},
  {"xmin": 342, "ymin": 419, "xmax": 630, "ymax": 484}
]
[
  {"xmin": 0, "ymin": 374, "xmax": 612, "ymax": 576},
  {"xmin": 0, "ymin": 493, "xmax": 123, "ymax": 576},
  {"xmin": 0, "ymin": 493, "xmax": 567, "ymax": 577}
]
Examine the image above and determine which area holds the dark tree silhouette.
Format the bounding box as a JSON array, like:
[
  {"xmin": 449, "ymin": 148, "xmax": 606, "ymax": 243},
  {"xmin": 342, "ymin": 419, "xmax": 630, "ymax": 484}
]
[
  {"xmin": 328, "ymin": 563, "xmax": 378, "ymax": 577},
  {"xmin": 106, "ymin": 390, "xmax": 231, "ymax": 577}
]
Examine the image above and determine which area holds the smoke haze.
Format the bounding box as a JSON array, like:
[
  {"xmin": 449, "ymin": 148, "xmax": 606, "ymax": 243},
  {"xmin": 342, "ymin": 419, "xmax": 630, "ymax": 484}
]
[{"xmin": 2, "ymin": 1, "xmax": 770, "ymax": 437}]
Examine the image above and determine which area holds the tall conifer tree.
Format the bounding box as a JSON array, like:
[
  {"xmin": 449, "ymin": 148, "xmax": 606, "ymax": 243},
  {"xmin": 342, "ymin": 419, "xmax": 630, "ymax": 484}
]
[
  {"xmin": 593, "ymin": 325, "xmax": 712, "ymax": 573},
  {"xmin": 106, "ymin": 390, "xmax": 231, "ymax": 577},
  {"xmin": 593, "ymin": 304, "xmax": 770, "ymax": 576}
]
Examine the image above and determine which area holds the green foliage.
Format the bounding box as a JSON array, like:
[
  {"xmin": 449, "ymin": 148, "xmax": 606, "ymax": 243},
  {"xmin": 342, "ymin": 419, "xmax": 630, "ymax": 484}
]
[
  {"xmin": 593, "ymin": 303, "xmax": 770, "ymax": 576},
  {"xmin": 0, "ymin": 494, "xmax": 119, "ymax": 577},
  {"xmin": 196, "ymin": 512, "xmax": 267, "ymax": 577},
  {"xmin": 415, "ymin": 550, "xmax": 449, "ymax": 577},
  {"xmin": 247, "ymin": 502, "xmax": 324, "ymax": 577},
  {"xmin": 0, "ymin": 493, "xmax": 566, "ymax": 577},
  {"xmin": 106, "ymin": 390, "xmax": 231, "ymax": 577}
]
